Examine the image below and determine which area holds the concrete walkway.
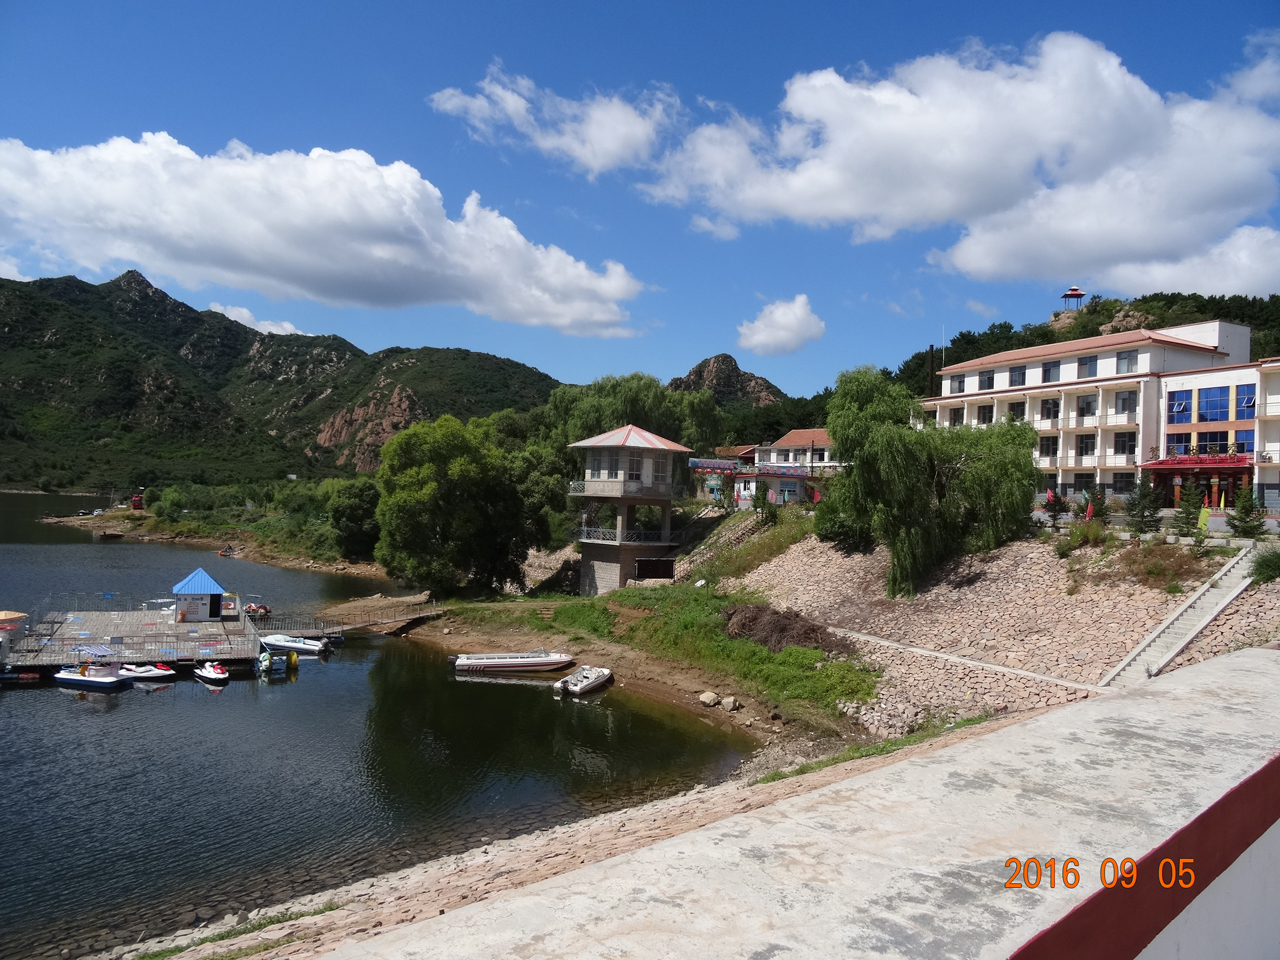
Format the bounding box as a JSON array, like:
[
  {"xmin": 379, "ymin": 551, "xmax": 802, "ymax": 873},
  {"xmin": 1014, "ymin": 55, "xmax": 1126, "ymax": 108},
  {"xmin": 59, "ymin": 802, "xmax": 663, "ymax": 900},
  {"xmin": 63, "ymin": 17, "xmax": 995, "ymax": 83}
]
[{"xmin": 325, "ymin": 650, "xmax": 1280, "ymax": 960}]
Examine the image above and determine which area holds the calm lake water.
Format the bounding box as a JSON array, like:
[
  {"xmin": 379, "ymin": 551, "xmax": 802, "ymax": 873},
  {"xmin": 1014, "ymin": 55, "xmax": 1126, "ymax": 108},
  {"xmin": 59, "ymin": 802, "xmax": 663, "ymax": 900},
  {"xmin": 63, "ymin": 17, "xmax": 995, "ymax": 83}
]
[{"xmin": 0, "ymin": 493, "xmax": 754, "ymax": 959}]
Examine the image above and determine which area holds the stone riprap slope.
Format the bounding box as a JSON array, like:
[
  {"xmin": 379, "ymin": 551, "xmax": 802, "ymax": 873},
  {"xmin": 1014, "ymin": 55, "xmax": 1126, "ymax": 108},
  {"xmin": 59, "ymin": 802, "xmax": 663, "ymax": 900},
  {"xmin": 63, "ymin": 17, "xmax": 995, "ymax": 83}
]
[
  {"xmin": 1166, "ymin": 581, "xmax": 1280, "ymax": 672},
  {"xmin": 721, "ymin": 536, "xmax": 1187, "ymax": 685},
  {"xmin": 834, "ymin": 634, "xmax": 1093, "ymax": 739}
]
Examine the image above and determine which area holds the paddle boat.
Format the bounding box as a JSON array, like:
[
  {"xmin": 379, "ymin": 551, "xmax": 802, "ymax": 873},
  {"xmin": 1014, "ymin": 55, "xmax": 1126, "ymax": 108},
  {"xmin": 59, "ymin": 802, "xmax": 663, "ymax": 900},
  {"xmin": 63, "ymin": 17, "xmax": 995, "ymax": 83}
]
[
  {"xmin": 552, "ymin": 665, "xmax": 612, "ymax": 697},
  {"xmin": 119, "ymin": 663, "xmax": 176, "ymax": 681},
  {"xmin": 260, "ymin": 634, "xmax": 328, "ymax": 655},
  {"xmin": 54, "ymin": 662, "xmax": 131, "ymax": 691},
  {"xmin": 193, "ymin": 661, "xmax": 230, "ymax": 684},
  {"xmin": 448, "ymin": 648, "xmax": 574, "ymax": 673}
]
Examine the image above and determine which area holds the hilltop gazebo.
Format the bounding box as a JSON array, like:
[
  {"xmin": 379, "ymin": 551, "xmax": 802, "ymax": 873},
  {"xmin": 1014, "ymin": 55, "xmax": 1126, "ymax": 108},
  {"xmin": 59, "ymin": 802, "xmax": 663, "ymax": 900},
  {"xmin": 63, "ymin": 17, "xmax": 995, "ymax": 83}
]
[{"xmin": 568, "ymin": 425, "xmax": 692, "ymax": 595}]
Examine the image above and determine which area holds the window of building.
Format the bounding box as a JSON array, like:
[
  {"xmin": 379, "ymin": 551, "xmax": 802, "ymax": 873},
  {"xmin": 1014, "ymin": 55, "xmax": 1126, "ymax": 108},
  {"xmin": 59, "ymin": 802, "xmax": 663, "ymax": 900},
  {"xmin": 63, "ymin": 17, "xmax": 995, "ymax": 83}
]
[
  {"xmin": 1077, "ymin": 435, "xmax": 1096, "ymax": 457},
  {"xmin": 652, "ymin": 453, "xmax": 668, "ymax": 483},
  {"xmin": 1039, "ymin": 436, "xmax": 1058, "ymax": 457},
  {"xmin": 1010, "ymin": 365, "xmax": 1027, "ymax": 387},
  {"xmin": 1077, "ymin": 355, "xmax": 1098, "ymax": 378},
  {"xmin": 950, "ymin": 374, "xmax": 966, "ymax": 394},
  {"xmin": 1008, "ymin": 401, "xmax": 1026, "ymax": 421},
  {"xmin": 1116, "ymin": 349, "xmax": 1139, "ymax": 374},
  {"xmin": 924, "ymin": 410, "xmax": 937, "ymax": 422},
  {"xmin": 1166, "ymin": 433, "xmax": 1191, "ymax": 456},
  {"xmin": 950, "ymin": 408, "xmax": 964, "ymax": 427},
  {"xmin": 1112, "ymin": 473, "xmax": 1136, "ymax": 493},
  {"xmin": 627, "ymin": 452, "xmax": 643, "ymax": 481},
  {"xmin": 778, "ymin": 449, "xmax": 790, "ymax": 462},
  {"xmin": 1236, "ymin": 429, "xmax": 1255, "ymax": 453},
  {"xmin": 1040, "ymin": 398, "xmax": 1060, "ymax": 420},
  {"xmin": 1074, "ymin": 473, "xmax": 1095, "ymax": 492},
  {"xmin": 794, "ymin": 449, "xmax": 807, "ymax": 463},
  {"xmin": 1198, "ymin": 386, "xmax": 1230, "ymax": 422},
  {"xmin": 1042, "ymin": 360, "xmax": 1061, "ymax": 383},
  {"xmin": 978, "ymin": 370, "xmax": 995, "ymax": 390},
  {"xmin": 977, "ymin": 405, "xmax": 994, "ymax": 424},
  {"xmin": 1115, "ymin": 432, "xmax": 1137, "ymax": 455},
  {"xmin": 607, "ymin": 451, "xmax": 620, "ymax": 479},
  {"xmin": 1116, "ymin": 389, "xmax": 1139, "ymax": 414},
  {"xmin": 1168, "ymin": 389, "xmax": 1191, "ymax": 424},
  {"xmin": 1077, "ymin": 395, "xmax": 1097, "ymax": 417},
  {"xmin": 1237, "ymin": 384, "xmax": 1257, "ymax": 421},
  {"xmin": 589, "ymin": 454, "xmax": 602, "ymax": 479},
  {"xmin": 1197, "ymin": 431, "xmax": 1229, "ymax": 454},
  {"xmin": 813, "ymin": 448, "xmax": 827, "ymax": 462}
]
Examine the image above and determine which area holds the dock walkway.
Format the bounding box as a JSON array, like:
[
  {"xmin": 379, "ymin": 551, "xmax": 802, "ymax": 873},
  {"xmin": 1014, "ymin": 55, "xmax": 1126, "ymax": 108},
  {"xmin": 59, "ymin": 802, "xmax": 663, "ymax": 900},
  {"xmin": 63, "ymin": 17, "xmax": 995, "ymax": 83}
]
[{"xmin": 6, "ymin": 610, "xmax": 260, "ymax": 668}]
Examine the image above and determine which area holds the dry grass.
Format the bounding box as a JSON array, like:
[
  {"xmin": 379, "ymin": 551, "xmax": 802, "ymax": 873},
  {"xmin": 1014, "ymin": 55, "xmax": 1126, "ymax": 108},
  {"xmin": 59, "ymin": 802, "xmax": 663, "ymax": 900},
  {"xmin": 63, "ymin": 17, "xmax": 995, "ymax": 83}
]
[{"xmin": 1090, "ymin": 542, "xmax": 1217, "ymax": 590}]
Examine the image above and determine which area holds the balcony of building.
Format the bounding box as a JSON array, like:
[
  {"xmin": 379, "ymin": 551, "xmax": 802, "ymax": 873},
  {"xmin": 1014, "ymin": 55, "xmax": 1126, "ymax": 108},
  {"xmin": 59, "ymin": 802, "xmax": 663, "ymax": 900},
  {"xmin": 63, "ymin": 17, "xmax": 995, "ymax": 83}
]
[
  {"xmin": 568, "ymin": 479, "xmax": 685, "ymax": 499},
  {"xmin": 576, "ymin": 526, "xmax": 683, "ymax": 545},
  {"xmin": 1064, "ymin": 412, "xmax": 1100, "ymax": 429},
  {"xmin": 1101, "ymin": 411, "xmax": 1139, "ymax": 426},
  {"xmin": 1033, "ymin": 455, "xmax": 1059, "ymax": 469},
  {"xmin": 1031, "ymin": 416, "xmax": 1061, "ymax": 432}
]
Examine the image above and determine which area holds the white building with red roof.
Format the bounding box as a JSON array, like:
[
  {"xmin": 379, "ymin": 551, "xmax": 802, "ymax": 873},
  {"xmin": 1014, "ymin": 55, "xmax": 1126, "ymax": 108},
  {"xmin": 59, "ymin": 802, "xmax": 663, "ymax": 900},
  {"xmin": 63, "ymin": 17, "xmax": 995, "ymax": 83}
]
[{"xmin": 567, "ymin": 425, "xmax": 692, "ymax": 594}]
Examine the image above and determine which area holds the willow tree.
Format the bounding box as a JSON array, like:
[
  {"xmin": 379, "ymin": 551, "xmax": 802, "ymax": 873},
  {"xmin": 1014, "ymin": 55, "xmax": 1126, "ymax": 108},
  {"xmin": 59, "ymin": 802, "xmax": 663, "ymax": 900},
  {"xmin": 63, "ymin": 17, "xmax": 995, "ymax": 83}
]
[{"xmin": 818, "ymin": 367, "xmax": 1039, "ymax": 597}]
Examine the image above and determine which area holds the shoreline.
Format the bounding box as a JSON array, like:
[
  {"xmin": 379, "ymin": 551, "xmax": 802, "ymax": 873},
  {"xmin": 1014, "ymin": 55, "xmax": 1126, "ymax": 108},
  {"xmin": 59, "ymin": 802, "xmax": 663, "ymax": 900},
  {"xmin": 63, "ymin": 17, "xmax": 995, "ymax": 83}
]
[{"xmin": 106, "ymin": 707, "xmax": 1043, "ymax": 960}]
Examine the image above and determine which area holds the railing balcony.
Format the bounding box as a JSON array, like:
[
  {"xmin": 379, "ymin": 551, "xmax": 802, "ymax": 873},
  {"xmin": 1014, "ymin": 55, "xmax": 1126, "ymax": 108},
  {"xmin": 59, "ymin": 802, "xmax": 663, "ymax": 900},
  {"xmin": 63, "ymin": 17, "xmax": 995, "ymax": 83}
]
[
  {"xmin": 1031, "ymin": 417, "xmax": 1060, "ymax": 431},
  {"xmin": 1034, "ymin": 455, "xmax": 1059, "ymax": 468},
  {"xmin": 1065, "ymin": 414, "xmax": 1099, "ymax": 429},
  {"xmin": 1103, "ymin": 453, "xmax": 1138, "ymax": 467},
  {"xmin": 568, "ymin": 478, "xmax": 682, "ymax": 499},
  {"xmin": 1260, "ymin": 402, "xmax": 1280, "ymax": 417},
  {"xmin": 1102, "ymin": 411, "xmax": 1138, "ymax": 425},
  {"xmin": 1064, "ymin": 454, "xmax": 1099, "ymax": 467},
  {"xmin": 576, "ymin": 527, "xmax": 683, "ymax": 544}
]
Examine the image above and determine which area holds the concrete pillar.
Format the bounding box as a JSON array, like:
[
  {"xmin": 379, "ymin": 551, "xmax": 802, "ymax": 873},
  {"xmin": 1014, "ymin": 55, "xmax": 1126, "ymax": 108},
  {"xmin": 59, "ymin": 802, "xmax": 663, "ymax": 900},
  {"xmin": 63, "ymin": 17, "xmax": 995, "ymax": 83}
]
[
  {"xmin": 661, "ymin": 503, "xmax": 672, "ymax": 542},
  {"xmin": 617, "ymin": 505, "xmax": 631, "ymax": 541}
]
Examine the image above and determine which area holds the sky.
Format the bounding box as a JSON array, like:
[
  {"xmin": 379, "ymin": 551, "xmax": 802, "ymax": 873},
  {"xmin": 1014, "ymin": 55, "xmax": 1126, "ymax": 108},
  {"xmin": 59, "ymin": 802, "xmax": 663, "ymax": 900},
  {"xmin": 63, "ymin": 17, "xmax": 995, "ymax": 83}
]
[{"xmin": 0, "ymin": 1, "xmax": 1278, "ymax": 397}]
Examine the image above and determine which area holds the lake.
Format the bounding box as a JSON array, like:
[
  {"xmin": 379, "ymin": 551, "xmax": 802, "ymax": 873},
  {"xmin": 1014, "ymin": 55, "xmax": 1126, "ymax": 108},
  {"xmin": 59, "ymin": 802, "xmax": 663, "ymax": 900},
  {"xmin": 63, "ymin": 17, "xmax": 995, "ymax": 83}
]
[{"xmin": 0, "ymin": 493, "xmax": 754, "ymax": 959}]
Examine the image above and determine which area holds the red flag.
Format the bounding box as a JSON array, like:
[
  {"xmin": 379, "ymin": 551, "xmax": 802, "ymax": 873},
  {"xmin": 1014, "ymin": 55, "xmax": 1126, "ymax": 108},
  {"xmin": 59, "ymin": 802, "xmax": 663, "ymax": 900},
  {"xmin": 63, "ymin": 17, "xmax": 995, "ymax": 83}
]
[
  {"xmin": 1085, "ymin": 501, "xmax": 1094, "ymax": 521},
  {"xmin": 1046, "ymin": 489, "xmax": 1055, "ymax": 503},
  {"xmin": 1203, "ymin": 494, "xmax": 1209, "ymax": 507}
]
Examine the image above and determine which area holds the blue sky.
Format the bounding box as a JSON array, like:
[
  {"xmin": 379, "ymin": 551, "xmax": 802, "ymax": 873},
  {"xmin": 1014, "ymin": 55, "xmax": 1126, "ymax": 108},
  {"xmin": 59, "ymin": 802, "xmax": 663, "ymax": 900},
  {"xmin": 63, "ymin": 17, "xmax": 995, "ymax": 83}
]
[{"xmin": 1, "ymin": 1, "xmax": 1277, "ymax": 396}]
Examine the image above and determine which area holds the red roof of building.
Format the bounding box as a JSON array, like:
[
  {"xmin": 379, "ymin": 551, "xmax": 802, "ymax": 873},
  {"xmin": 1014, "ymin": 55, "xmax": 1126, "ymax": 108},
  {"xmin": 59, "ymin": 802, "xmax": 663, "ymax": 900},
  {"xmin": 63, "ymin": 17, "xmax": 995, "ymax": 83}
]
[
  {"xmin": 767, "ymin": 428, "xmax": 831, "ymax": 448},
  {"xmin": 940, "ymin": 329, "xmax": 1223, "ymax": 374},
  {"xmin": 568, "ymin": 424, "xmax": 692, "ymax": 452},
  {"xmin": 716, "ymin": 444, "xmax": 757, "ymax": 457}
]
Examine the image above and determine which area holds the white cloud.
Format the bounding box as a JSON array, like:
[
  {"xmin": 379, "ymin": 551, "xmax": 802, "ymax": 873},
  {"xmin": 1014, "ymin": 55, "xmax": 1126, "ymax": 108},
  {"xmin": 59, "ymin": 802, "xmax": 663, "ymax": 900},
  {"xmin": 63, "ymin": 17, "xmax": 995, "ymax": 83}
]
[
  {"xmin": 431, "ymin": 63, "xmax": 678, "ymax": 178},
  {"xmin": 639, "ymin": 32, "xmax": 1280, "ymax": 294},
  {"xmin": 736, "ymin": 294, "xmax": 825, "ymax": 355},
  {"xmin": 0, "ymin": 132, "xmax": 642, "ymax": 337},
  {"xmin": 0, "ymin": 255, "xmax": 31, "ymax": 281},
  {"xmin": 209, "ymin": 302, "xmax": 312, "ymax": 336},
  {"xmin": 1099, "ymin": 225, "xmax": 1280, "ymax": 296},
  {"xmin": 690, "ymin": 215, "xmax": 739, "ymax": 240},
  {"xmin": 966, "ymin": 299, "xmax": 999, "ymax": 318}
]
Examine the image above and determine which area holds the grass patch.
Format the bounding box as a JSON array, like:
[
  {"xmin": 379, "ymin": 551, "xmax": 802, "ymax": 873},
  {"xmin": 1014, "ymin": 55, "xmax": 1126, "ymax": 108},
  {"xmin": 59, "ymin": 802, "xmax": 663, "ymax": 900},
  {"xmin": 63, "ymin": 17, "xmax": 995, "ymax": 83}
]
[
  {"xmin": 132, "ymin": 903, "xmax": 343, "ymax": 960},
  {"xmin": 754, "ymin": 714, "xmax": 990, "ymax": 784},
  {"xmin": 1110, "ymin": 542, "xmax": 1215, "ymax": 589},
  {"xmin": 608, "ymin": 583, "xmax": 878, "ymax": 714},
  {"xmin": 691, "ymin": 505, "xmax": 814, "ymax": 584},
  {"xmin": 449, "ymin": 599, "xmax": 615, "ymax": 639},
  {"xmin": 550, "ymin": 601, "xmax": 616, "ymax": 639},
  {"xmin": 1252, "ymin": 546, "xmax": 1280, "ymax": 585}
]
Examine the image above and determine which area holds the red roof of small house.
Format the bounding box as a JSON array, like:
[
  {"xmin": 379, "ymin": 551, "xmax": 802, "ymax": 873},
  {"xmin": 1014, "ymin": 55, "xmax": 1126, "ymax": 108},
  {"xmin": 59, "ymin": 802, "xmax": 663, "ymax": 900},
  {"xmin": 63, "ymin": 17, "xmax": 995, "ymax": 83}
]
[
  {"xmin": 715, "ymin": 444, "xmax": 757, "ymax": 458},
  {"xmin": 767, "ymin": 428, "xmax": 831, "ymax": 448},
  {"xmin": 568, "ymin": 424, "xmax": 692, "ymax": 452},
  {"xmin": 940, "ymin": 329, "xmax": 1223, "ymax": 374}
]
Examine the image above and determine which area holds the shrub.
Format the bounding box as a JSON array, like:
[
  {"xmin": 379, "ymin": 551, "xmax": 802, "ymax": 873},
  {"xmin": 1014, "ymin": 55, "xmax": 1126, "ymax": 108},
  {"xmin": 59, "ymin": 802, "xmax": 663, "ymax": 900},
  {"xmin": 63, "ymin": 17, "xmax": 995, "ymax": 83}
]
[
  {"xmin": 1172, "ymin": 493, "xmax": 1205, "ymax": 537},
  {"xmin": 1227, "ymin": 485, "xmax": 1267, "ymax": 539},
  {"xmin": 1124, "ymin": 473, "xmax": 1162, "ymax": 534},
  {"xmin": 1072, "ymin": 486, "xmax": 1110, "ymax": 525},
  {"xmin": 1068, "ymin": 519, "xmax": 1108, "ymax": 550},
  {"xmin": 815, "ymin": 497, "xmax": 874, "ymax": 553},
  {"xmin": 1251, "ymin": 547, "xmax": 1280, "ymax": 585}
]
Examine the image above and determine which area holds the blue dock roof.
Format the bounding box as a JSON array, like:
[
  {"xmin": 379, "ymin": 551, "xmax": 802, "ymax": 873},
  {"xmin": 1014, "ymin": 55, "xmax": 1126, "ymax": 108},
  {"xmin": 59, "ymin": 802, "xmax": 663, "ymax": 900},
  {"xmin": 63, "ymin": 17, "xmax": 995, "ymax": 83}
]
[{"xmin": 172, "ymin": 568, "xmax": 226, "ymax": 595}]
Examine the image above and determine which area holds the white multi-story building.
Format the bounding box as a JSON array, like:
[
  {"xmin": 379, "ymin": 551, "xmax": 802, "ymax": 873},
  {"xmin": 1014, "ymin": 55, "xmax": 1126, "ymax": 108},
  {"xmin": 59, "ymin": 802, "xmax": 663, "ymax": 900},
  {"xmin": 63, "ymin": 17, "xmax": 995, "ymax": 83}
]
[{"xmin": 923, "ymin": 320, "xmax": 1280, "ymax": 510}]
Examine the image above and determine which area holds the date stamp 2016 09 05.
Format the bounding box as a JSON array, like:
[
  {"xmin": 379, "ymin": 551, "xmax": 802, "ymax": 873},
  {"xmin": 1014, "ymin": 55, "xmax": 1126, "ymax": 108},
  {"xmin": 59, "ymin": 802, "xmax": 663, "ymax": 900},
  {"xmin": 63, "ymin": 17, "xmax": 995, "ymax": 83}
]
[{"xmin": 1004, "ymin": 857, "xmax": 1196, "ymax": 890}]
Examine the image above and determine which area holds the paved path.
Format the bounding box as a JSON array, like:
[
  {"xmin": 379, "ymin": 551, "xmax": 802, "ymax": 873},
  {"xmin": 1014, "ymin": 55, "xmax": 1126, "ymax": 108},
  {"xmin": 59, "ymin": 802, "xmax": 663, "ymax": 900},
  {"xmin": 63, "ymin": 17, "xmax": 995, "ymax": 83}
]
[{"xmin": 325, "ymin": 650, "xmax": 1280, "ymax": 960}]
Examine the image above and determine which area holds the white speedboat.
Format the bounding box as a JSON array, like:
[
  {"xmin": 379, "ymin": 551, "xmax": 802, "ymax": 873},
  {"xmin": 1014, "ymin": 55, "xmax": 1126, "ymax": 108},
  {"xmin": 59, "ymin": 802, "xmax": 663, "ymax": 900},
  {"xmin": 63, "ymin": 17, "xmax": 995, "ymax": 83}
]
[
  {"xmin": 119, "ymin": 663, "xmax": 176, "ymax": 681},
  {"xmin": 261, "ymin": 634, "xmax": 328, "ymax": 655},
  {"xmin": 449, "ymin": 648, "xmax": 574, "ymax": 673},
  {"xmin": 54, "ymin": 663, "xmax": 131, "ymax": 691},
  {"xmin": 552, "ymin": 665, "xmax": 612, "ymax": 696},
  {"xmin": 193, "ymin": 661, "xmax": 230, "ymax": 684}
]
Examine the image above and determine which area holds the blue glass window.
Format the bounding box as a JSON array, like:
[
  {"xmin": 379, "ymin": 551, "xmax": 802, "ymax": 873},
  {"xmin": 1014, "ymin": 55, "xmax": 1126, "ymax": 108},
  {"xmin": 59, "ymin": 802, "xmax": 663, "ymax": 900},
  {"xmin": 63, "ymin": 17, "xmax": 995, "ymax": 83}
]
[
  {"xmin": 1166, "ymin": 433, "xmax": 1191, "ymax": 456},
  {"xmin": 1168, "ymin": 390, "xmax": 1191, "ymax": 424},
  {"xmin": 1197, "ymin": 431, "xmax": 1229, "ymax": 454},
  {"xmin": 1236, "ymin": 430, "xmax": 1255, "ymax": 453},
  {"xmin": 1198, "ymin": 386, "xmax": 1230, "ymax": 422},
  {"xmin": 1237, "ymin": 384, "xmax": 1256, "ymax": 421}
]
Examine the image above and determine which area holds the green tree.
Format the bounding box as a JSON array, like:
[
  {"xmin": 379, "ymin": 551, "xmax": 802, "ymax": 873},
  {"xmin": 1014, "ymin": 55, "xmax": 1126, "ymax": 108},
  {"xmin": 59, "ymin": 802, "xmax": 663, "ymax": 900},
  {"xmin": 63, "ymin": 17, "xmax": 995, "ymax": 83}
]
[
  {"xmin": 374, "ymin": 416, "xmax": 539, "ymax": 593},
  {"xmin": 1072, "ymin": 485, "xmax": 1111, "ymax": 525},
  {"xmin": 819, "ymin": 367, "xmax": 1039, "ymax": 597},
  {"xmin": 1172, "ymin": 490, "xmax": 1205, "ymax": 537},
  {"xmin": 1227, "ymin": 484, "xmax": 1267, "ymax": 539},
  {"xmin": 1043, "ymin": 485, "xmax": 1068, "ymax": 528},
  {"xmin": 329, "ymin": 476, "xmax": 381, "ymax": 560},
  {"xmin": 1124, "ymin": 472, "xmax": 1163, "ymax": 534}
]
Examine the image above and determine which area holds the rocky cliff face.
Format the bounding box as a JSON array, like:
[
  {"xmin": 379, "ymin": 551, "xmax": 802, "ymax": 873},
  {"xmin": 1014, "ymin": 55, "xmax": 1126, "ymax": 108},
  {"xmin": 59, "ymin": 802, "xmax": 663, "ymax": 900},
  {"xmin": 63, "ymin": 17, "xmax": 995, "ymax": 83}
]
[
  {"xmin": 668, "ymin": 354, "xmax": 785, "ymax": 407},
  {"xmin": 315, "ymin": 384, "xmax": 424, "ymax": 472}
]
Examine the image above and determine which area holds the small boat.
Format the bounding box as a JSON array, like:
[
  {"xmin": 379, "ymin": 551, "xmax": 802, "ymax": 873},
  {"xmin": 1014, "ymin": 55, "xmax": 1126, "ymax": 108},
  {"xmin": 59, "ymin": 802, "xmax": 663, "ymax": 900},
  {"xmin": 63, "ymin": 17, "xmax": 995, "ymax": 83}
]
[
  {"xmin": 119, "ymin": 663, "xmax": 176, "ymax": 681},
  {"xmin": 194, "ymin": 661, "xmax": 230, "ymax": 684},
  {"xmin": 448, "ymin": 648, "xmax": 574, "ymax": 673},
  {"xmin": 260, "ymin": 634, "xmax": 328, "ymax": 655},
  {"xmin": 54, "ymin": 663, "xmax": 131, "ymax": 691},
  {"xmin": 552, "ymin": 665, "xmax": 612, "ymax": 696}
]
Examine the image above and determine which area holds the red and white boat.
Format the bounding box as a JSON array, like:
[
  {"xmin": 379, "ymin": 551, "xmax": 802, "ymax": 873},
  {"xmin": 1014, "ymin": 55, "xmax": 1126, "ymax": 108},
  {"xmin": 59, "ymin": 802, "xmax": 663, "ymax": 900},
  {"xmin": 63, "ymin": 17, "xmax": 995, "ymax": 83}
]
[
  {"xmin": 120, "ymin": 663, "xmax": 177, "ymax": 681},
  {"xmin": 194, "ymin": 661, "xmax": 230, "ymax": 684},
  {"xmin": 448, "ymin": 648, "xmax": 573, "ymax": 673}
]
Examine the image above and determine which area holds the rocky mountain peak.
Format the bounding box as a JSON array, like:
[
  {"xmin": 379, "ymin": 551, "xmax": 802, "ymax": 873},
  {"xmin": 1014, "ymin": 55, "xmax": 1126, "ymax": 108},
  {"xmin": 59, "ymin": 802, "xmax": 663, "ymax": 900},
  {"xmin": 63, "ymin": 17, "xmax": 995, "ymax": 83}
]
[{"xmin": 668, "ymin": 353, "xmax": 786, "ymax": 407}]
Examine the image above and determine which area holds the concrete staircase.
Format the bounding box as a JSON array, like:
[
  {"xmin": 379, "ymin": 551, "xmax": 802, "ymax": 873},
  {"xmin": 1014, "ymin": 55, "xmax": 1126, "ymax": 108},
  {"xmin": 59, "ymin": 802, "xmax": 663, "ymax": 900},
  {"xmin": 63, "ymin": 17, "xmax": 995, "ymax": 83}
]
[{"xmin": 1103, "ymin": 544, "xmax": 1256, "ymax": 689}]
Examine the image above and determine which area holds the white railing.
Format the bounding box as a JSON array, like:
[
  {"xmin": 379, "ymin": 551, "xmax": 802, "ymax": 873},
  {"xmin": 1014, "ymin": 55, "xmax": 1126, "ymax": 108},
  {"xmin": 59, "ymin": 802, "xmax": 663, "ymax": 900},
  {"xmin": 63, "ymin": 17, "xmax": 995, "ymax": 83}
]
[
  {"xmin": 1031, "ymin": 417, "xmax": 1060, "ymax": 431},
  {"xmin": 1063, "ymin": 455, "xmax": 1099, "ymax": 467},
  {"xmin": 579, "ymin": 526, "xmax": 618, "ymax": 542},
  {"xmin": 1261, "ymin": 402, "xmax": 1280, "ymax": 417},
  {"xmin": 1103, "ymin": 454, "xmax": 1138, "ymax": 467},
  {"xmin": 1102, "ymin": 412, "xmax": 1138, "ymax": 425},
  {"xmin": 1064, "ymin": 414, "xmax": 1099, "ymax": 428},
  {"xmin": 577, "ymin": 527, "xmax": 682, "ymax": 544},
  {"xmin": 569, "ymin": 479, "xmax": 678, "ymax": 499},
  {"xmin": 1034, "ymin": 455, "xmax": 1059, "ymax": 468}
]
